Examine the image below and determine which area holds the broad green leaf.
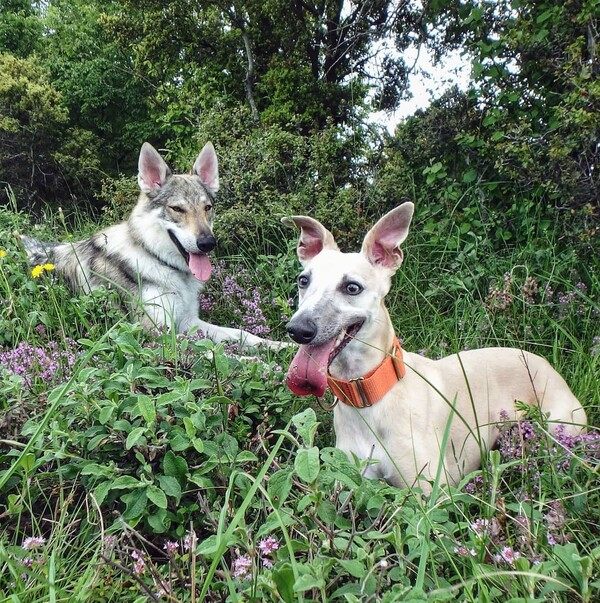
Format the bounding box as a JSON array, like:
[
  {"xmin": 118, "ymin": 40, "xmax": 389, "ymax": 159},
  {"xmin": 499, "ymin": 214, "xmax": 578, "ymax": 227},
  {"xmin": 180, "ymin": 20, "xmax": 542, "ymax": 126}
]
[
  {"xmin": 125, "ymin": 426, "xmax": 146, "ymax": 450},
  {"xmin": 183, "ymin": 417, "xmax": 196, "ymax": 438},
  {"xmin": 197, "ymin": 534, "xmax": 230, "ymax": 557},
  {"xmin": 462, "ymin": 169, "xmax": 477, "ymax": 183},
  {"xmin": 163, "ymin": 450, "xmax": 188, "ymax": 480},
  {"xmin": 87, "ymin": 434, "xmax": 108, "ymax": 451},
  {"xmin": 121, "ymin": 488, "xmax": 148, "ymax": 520},
  {"xmin": 294, "ymin": 446, "xmax": 320, "ymax": 483},
  {"xmin": 137, "ymin": 395, "xmax": 156, "ymax": 426},
  {"xmin": 147, "ymin": 508, "xmax": 169, "ymax": 533},
  {"xmin": 111, "ymin": 475, "xmax": 143, "ymax": 489},
  {"xmin": 92, "ymin": 481, "xmax": 112, "ymax": 506},
  {"xmin": 317, "ymin": 499, "xmax": 337, "ymax": 523},
  {"xmin": 291, "ymin": 408, "xmax": 319, "ymax": 447},
  {"xmin": 293, "ymin": 572, "xmax": 325, "ymax": 593},
  {"xmin": 272, "ymin": 563, "xmax": 295, "ymax": 603},
  {"xmin": 98, "ymin": 405, "xmax": 114, "ymax": 424},
  {"xmin": 169, "ymin": 433, "xmax": 191, "ymax": 451},
  {"xmin": 156, "ymin": 390, "xmax": 185, "ymax": 410},
  {"xmin": 158, "ymin": 475, "xmax": 182, "ymax": 503},
  {"xmin": 147, "ymin": 484, "xmax": 168, "ymax": 509},
  {"xmin": 338, "ymin": 558, "xmax": 366, "ymax": 578},
  {"xmin": 80, "ymin": 463, "xmax": 112, "ymax": 477}
]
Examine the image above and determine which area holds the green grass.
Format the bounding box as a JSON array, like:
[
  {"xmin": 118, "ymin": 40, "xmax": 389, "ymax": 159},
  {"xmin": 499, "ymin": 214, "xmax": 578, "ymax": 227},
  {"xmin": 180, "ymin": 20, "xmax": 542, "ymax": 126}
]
[{"xmin": 0, "ymin": 203, "xmax": 598, "ymax": 602}]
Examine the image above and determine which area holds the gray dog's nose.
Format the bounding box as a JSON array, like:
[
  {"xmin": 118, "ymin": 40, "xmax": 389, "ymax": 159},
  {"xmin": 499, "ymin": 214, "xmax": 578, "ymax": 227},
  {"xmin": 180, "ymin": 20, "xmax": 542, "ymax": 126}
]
[
  {"xmin": 286, "ymin": 318, "xmax": 317, "ymax": 344},
  {"xmin": 196, "ymin": 234, "xmax": 216, "ymax": 253}
]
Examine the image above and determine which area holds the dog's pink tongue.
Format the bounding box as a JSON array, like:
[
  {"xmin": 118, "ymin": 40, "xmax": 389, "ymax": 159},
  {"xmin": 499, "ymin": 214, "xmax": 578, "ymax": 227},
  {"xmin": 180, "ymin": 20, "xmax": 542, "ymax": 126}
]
[
  {"xmin": 188, "ymin": 253, "xmax": 212, "ymax": 281},
  {"xmin": 286, "ymin": 340, "xmax": 337, "ymax": 397}
]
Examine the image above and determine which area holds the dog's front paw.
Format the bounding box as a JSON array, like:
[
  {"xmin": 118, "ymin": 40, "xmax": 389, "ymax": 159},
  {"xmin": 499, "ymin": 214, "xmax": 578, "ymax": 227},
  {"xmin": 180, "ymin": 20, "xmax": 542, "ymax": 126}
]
[
  {"xmin": 252, "ymin": 338, "xmax": 296, "ymax": 352},
  {"xmin": 264, "ymin": 339, "xmax": 296, "ymax": 351}
]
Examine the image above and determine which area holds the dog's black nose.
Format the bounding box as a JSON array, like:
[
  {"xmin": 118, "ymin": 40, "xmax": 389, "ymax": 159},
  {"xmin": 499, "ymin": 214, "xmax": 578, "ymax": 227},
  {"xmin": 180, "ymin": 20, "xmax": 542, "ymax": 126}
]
[
  {"xmin": 286, "ymin": 319, "xmax": 317, "ymax": 344},
  {"xmin": 196, "ymin": 234, "xmax": 216, "ymax": 253}
]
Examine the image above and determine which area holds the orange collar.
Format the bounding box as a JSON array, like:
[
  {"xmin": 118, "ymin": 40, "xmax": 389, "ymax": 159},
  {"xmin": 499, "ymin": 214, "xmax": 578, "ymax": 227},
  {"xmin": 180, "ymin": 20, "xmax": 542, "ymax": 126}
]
[{"xmin": 327, "ymin": 338, "xmax": 405, "ymax": 408}]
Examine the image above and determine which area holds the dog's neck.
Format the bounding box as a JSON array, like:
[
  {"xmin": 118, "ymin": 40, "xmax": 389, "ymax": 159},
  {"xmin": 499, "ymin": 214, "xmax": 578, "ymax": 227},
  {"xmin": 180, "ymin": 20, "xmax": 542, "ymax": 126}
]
[{"xmin": 329, "ymin": 303, "xmax": 396, "ymax": 381}]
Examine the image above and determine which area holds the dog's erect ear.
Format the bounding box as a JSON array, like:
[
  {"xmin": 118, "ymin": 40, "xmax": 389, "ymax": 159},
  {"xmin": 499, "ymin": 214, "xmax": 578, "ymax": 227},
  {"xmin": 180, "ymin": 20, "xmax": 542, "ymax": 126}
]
[
  {"xmin": 361, "ymin": 202, "xmax": 414, "ymax": 270},
  {"xmin": 281, "ymin": 216, "xmax": 339, "ymax": 264},
  {"xmin": 193, "ymin": 142, "xmax": 219, "ymax": 194},
  {"xmin": 138, "ymin": 143, "xmax": 171, "ymax": 193}
]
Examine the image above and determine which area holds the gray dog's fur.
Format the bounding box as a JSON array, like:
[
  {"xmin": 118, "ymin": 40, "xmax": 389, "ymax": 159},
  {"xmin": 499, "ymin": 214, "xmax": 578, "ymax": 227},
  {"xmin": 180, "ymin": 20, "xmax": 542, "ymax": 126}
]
[{"xmin": 21, "ymin": 142, "xmax": 285, "ymax": 350}]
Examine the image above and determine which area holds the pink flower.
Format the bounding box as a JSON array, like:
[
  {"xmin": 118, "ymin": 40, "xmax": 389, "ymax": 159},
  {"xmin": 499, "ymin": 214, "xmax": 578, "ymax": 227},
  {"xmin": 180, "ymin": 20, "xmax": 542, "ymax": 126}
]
[
  {"xmin": 131, "ymin": 550, "xmax": 146, "ymax": 575},
  {"xmin": 163, "ymin": 540, "xmax": 179, "ymax": 555},
  {"xmin": 258, "ymin": 536, "xmax": 279, "ymax": 555},
  {"xmin": 22, "ymin": 536, "xmax": 46, "ymax": 550},
  {"xmin": 494, "ymin": 546, "xmax": 521, "ymax": 566},
  {"xmin": 232, "ymin": 554, "xmax": 252, "ymax": 578},
  {"xmin": 469, "ymin": 518, "xmax": 490, "ymax": 538},
  {"xmin": 453, "ymin": 545, "xmax": 476, "ymax": 557},
  {"xmin": 133, "ymin": 558, "xmax": 146, "ymax": 575},
  {"xmin": 183, "ymin": 533, "xmax": 195, "ymax": 551}
]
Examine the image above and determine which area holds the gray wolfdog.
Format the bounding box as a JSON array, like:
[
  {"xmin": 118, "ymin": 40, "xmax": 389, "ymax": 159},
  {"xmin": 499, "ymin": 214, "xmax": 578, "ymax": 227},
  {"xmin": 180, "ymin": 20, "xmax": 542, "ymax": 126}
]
[
  {"xmin": 21, "ymin": 142, "xmax": 285, "ymax": 350},
  {"xmin": 283, "ymin": 202, "xmax": 586, "ymax": 490}
]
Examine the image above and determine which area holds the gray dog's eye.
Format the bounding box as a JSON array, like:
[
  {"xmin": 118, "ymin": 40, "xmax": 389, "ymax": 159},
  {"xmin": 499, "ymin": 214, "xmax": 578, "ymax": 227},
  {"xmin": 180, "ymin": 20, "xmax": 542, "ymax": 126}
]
[
  {"xmin": 205, "ymin": 204, "xmax": 213, "ymax": 212},
  {"xmin": 170, "ymin": 206, "xmax": 185, "ymax": 213},
  {"xmin": 298, "ymin": 275, "xmax": 309, "ymax": 288},
  {"xmin": 345, "ymin": 282, "xmax": 363, "ymax": 295}
]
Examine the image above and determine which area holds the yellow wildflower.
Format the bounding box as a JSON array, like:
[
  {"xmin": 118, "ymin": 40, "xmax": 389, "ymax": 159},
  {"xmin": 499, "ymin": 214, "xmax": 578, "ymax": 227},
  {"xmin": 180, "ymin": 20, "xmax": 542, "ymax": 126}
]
[
  {"xmin": 0, "ymin": 249, "xmax": 6, "ymax": 259},
  {"xmin": 32, "ymin": 263, "xmax": 55, "ymax": 278}
]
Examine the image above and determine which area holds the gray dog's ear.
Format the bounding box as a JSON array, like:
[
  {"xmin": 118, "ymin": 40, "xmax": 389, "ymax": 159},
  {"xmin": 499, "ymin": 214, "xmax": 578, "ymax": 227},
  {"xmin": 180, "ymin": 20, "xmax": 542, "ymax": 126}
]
[
  {"xmin": 281, "ymin": 216, "xmax": 339, "ymax": 264},
  {"xmin": 193, "ymin": 142, "xmax": 219, "ymax": 193},
  {"xmin": 361, "ymin": 202, "xmax": 414, "ymax": 271},
  {"xmin": 138, "ymin": 143, "xmax": 171, "ymax": 193}
]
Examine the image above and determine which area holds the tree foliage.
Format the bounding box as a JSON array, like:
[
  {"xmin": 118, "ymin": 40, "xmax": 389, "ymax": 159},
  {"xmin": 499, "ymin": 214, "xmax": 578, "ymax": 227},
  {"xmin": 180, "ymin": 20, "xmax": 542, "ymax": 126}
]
[
  {"xmin": 0, "ymin": 53, "xmax": 102, "ymax": 210},
  {"xmin": 0, "ymin": 0, "xmax": 597, "ymax": 252},
  {"xmin": 103, "ymin": 0, "xmax": 417, "ymax": 133},
  {"xmin": 374, "ymin": 0, "xmax": 599, "ymax": 263},
  {"xmin": 0, "ymin": 0, "xmax": 42, "ymax": 57},
  {"xmin": 41, "ymin": 0, "xmax": 154, "ymax": 167},
  {"xmin": 414, "ymin": 0, "xmax": 599, "ymax": 213}
]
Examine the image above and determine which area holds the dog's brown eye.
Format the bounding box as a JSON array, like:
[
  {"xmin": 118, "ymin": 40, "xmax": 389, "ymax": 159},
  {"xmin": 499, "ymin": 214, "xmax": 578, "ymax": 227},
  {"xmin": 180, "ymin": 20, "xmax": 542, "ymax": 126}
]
[
  {"xmin": 298, "ymin": 275, "xmax": 309, "ymax": 288},
  {"xmin": 205, "ymin": 204, "xmax": 213, "ymax": 212},
  {"xmin": 170, "ymin": 206, "xmax": 185, "ymax": 213},
  {"xmin": 345, "ymin": 282, "xmax": 363, "ymax": 295}
]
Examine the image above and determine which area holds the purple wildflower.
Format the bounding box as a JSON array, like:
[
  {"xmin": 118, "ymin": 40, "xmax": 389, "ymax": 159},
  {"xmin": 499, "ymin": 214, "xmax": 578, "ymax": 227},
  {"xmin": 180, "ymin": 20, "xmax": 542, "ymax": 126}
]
[
  {"xmin": 544, "ymin": 501, "xmax": 569, "ymax": 546},
  {"xmin": 232, "ymin": 554, "xmax": 252, "ymax": 578},
  {"xmin": 453, "ymin": 545, "xmax": 477, "ymax": 557},
  {"xmin": 494, "ymin": 546, "xmax": 521, "ymax": 566},
  {"xmin": 163, "ymin": 540, "xmax": 179, "ymax": 555},
  {"xmin": 133, "ymin": 558, "xmax": 145, "ymax": 575},
  {"xmin": 22, "ymin": 536, "xmax": 46, "ymax": 550},
  {"xmin": 469, "ymin": 518, "xmax": 490, "ymax": 538},
  {"xmin": 485, "ymin": 272, "xmax": 513, "ymax": 311},
  {"xmin": 0, "ymin": 340, "xmax": 78, "ymax": 387},
  {"xmin": 258, "ymin": 536, "xmax": 279, "ymax": 555},
  {"xmin": 183, "ymin": 533, "xmax": 195, "ymax": 551},
  {"xmin": 464, "ymin": 474, "xmax": 484, "ymax": 495},
  {"xmin": 131, "ymin": 550, "xmax": 146, "ymax": 575},
  {"xmin": 522, "ymin": 276, "xmax": 539, "ymax": 304},
  {"xmin": 198, "ymin": 261, "xmax": 272, "ymax": 337}
]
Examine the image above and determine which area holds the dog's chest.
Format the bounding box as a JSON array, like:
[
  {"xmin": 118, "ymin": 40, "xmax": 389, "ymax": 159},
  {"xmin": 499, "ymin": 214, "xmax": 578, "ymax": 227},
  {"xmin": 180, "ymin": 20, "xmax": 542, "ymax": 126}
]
[{"xmin": 332, "ymin": 402, "xmax": 398, "ymax": 480}]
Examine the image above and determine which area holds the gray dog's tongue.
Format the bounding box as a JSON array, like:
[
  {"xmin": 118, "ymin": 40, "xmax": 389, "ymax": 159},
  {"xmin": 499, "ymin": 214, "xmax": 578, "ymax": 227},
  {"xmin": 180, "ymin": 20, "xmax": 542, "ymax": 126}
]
[
  {"xmin": 286, "ymin": 340, "xmax": 337, "ymax": 397},
  {"xmin": 188, "ymin": 253, "xmax": 212, "ymax": 281}
]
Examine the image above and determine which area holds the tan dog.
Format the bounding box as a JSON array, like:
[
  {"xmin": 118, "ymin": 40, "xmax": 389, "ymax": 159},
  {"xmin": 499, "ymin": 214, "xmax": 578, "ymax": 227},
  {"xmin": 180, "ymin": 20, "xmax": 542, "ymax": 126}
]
[{"xmin": 283, "ymin": 202, "xmax": 587, "ymax": 490}]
